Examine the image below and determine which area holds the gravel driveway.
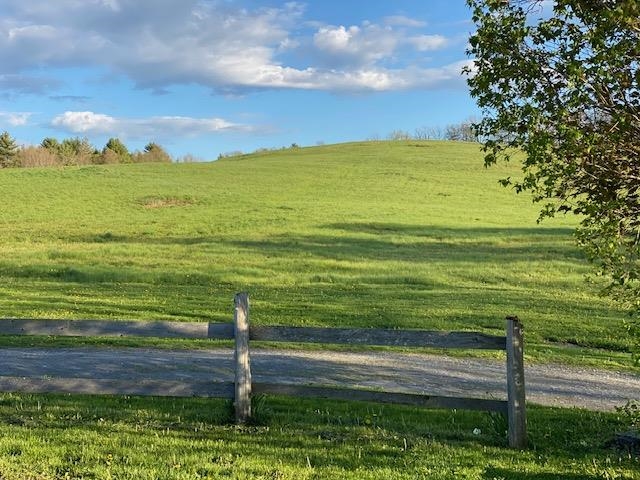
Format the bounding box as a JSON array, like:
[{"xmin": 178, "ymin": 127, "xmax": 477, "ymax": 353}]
[{"xmin": 0, "ymin": 347, "xmax": 638, "ymax": 411}]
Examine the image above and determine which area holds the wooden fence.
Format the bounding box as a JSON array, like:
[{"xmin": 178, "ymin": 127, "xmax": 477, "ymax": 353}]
[{"xmin": 0, "ymin": 292, "xmax": 527, "ymax": 448}]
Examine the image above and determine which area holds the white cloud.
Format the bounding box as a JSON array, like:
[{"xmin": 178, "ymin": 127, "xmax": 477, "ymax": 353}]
[
  {"xmin": 312, "ymin": 23, "xmax": 401, "ymax": 69},
  {"xmin": 313, "ymin": 24, "xmax": 399, "ymax": 59},
  {"xmin": 314, "ymin": 25, "xmax": 360, "ymax": 52},
  {"xmin": 50, "ymin": 111, "xmax": 249, "ymax": 138},
  {"xmin": 409, "ymin": 34, "xmax": 448, "ymax": 51},
  {"xmin": 1, "ymin": 0, "xmax": 461, "ymax": 93},
  {"xmin": 226, "ymin": 59, "xmax": 472, "ymax": 92},
  {"xmin": 0, "ymin": 111, "xmax": 32, "ymax": 126},
  {"xmin": 51, "ymin": 111, "xmax": 117, "ymax": 134}
]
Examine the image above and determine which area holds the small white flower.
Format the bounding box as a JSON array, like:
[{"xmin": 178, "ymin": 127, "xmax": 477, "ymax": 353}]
[{"xmin": 472, "ymin": 428, "xmax": 481, "ymax": 435}]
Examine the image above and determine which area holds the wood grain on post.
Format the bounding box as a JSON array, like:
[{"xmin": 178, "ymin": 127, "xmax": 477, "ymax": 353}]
[
  {"xmin": 234, "ymin": 293, "xmax": 252, "ymax": 424},
  {"xmin": 506, "ymin": 315, "xmax": 527, "ymax": 448}
]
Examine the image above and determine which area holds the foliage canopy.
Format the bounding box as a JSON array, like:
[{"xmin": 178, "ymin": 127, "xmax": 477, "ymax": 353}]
[
  {"xmin": 103, "ymin": 137, "xmax": 131, "ymax": 163},
  {"xmin": 466, "ymin": 0, "xmax": 640, "ymax": 320}
]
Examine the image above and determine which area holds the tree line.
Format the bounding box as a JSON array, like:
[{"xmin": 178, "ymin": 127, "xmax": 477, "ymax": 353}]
[
  {"xmin": 377, "ymin": 119, "xmax": 479, "ymax": 143},
  {"xmin": 0, "ymin": 131, "xmax": 172, "ymax": 168}
]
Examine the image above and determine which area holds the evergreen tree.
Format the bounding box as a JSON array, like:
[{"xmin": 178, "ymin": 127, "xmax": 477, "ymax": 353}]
[
  {"xmin": 41, "ymin": 137, "xmax": 61, "ymax": 152},
  {"xmin": 103, "ymin": 137, "xmax": 131, "ymax": 163},
  {"xmin": 136, "ymin": 142, "xmax": 172, "ymax": 163},
  {"xmin": 0, "ymin": 131, "xmax": 19, "ymax": 168},
  {"xmin": 59, "ymin": 137, "xmax": 95, "ymax": 165}
]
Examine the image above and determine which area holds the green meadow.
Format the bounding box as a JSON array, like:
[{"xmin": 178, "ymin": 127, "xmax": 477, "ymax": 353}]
[
  {"xmin": 0, "ymin": 141, "xmax": 638, "ymax": 479},
  {"xmin": 0, "ymin": 393, "xmax": 637, "ymax": 480},
  {"xmin": 0, "ymin": 141, "xmax": 631, "ymax": 367}
]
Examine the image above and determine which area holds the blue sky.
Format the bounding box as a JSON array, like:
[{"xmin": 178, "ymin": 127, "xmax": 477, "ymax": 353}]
[{"xmin": 0, "ymin": 0, "xmax": 478, "ymax": 160}]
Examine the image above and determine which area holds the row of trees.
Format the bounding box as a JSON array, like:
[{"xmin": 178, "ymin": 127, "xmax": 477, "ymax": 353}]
[
  {"xmin": 0, "ymin": 131, "xmax": 172, "ymax": 168},
  {"xmin": 381, "ymin": 119, "xmax": 479, "ymax": 143}
]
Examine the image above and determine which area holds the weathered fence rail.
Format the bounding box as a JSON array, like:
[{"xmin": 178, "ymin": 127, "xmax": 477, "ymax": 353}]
[
  {"xmin": 0, "ymin": 377, "xmax": 234, "ymax": 398},
  {"xmin": 0, "ymin": 292, "xmax": 527, "ymax": 448},
  {"xmin": 249, "ymin": 325, "xmax": 506, "ymax": 349},
  {"xmin": 0, "ymin": 318, "xmax": 234, "ymax": 339}
]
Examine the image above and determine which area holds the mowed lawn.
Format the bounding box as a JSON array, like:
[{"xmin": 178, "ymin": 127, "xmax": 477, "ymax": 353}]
[
  {"xmin": 0, "ymin": 140, "xmax": 630, "ymax": 367},
  {"xmin": 0, "ymin": 141, "xmax": 638, "ymax": 479}
]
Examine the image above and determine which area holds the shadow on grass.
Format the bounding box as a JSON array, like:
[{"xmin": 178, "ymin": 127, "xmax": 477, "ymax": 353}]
[
  {"xmin": 0, "ymin": 262, "xmax": 219, "ymax": 286},
  {"xmin": 0, "ymin": 222, "xmax": 620, "ymax": 346},
  {"xmin": 71, "ymin": 231, "xmax": 218, "ymax": 245},
  {"xmin": 7, "ymin": 223, "xmax": 584, "ymax": 286},
  {"xmin": 0, "ymin": 393, "xmax": 628, "ymax": 472},
  {"xmin": 64, "ymin": 223, "xmax": 581, "ymax": 266},
  {"xmin": 0, "ymin": 277, "xmax": 232, "ymax": 322},
  {"xmin": 0, "ymin": 265, "xmax": 621, "ymax": 339},
  {"xmin": 482, "ymin": 467, "xmax": 602, "ymax": 480},
  {"xmin": 323, "ymin": 222, "xmax": 575, "ymax": 240},
  {"xmin": 228, "ymin": 227, "xmax": 583, "ymax": 265}
]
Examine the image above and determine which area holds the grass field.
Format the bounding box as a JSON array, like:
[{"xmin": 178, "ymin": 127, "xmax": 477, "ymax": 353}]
[
  {"xmin": 0, "ymin": 141, "xmax": 638, "ymax": 479},
  {"xmin": 0, "ymin": 393, "xmax": 637, "ymax": 480},
  {"xmin": 0, "ymin": 140, "xmax": 632, "ymax": 368}
]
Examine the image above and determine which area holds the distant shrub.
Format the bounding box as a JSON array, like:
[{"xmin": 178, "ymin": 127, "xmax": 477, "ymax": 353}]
[
  {"xmin": 56, "ymin": 137, "xmax": 97, "ymax": 166},
  {"xmin": 414, "ymin": 126, "xmax": 445, "ymax": 140},
  {"xmin": 253, "ymin": 148, "xmax": 273, "ymax": 154},
  {"xmin": 17, "ymin": 146, "xmax": 61, "ymax": 168},
  {"xmin": 97, "ymin": 148, "xmax": 122, "ymax": 165},
  {"xmin": 387, "ymin": 130, "xmax": 411, "ymax": 141},
  {"xmin": 132, "ymin": 143, "xmax": 172, "ymax": 163},
  {"xmin": 41, "ymin": 137, "xmax": 61, "ymax": 151},
  {"xmin": 444, "ymin": 122, "xmax": 478, "ymax": 142},
  {"xmin": 176, "ymin": 154, "xmax": 203, "ymax": 163},
  {"xmin": 217, "ymin": 151, "xmax": 244, "ymax": 160},
  {"xmin": 103, "ymin": 137, "xmax": 131, "ymax": 163}
]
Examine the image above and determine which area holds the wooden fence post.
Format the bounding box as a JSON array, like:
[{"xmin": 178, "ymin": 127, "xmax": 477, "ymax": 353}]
[
  {"xmin": 506, "ymin": 315, "xmax": 527, "ymax": 448},
  {"xmin": 234, "ymin": 292, "xmax": 252, "ymax": 424}
]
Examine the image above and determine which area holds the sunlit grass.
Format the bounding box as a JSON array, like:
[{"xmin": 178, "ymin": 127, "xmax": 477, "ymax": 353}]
[
  {"xmin": 0, "ymin": 141, "xmax": 638, "ymax": 478},
  {"xmin": 0, "ymin": 393, "xmax": 637, "ymax": 480},
  {"xmin": 0, "ymin": 140, "xmax": 632, "ymax": 368}
]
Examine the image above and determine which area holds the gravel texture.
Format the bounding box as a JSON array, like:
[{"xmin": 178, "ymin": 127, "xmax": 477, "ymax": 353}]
[{"xmin": 0, "ymin": 347, "xmax": 638, "ymax": 410}]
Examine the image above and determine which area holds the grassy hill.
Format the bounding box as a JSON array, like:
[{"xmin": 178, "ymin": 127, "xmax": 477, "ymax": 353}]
[
  {"xmin": 0, "ymin": 141, "xmax": 637, "ymax": 480},
  {"xmin": 0, "ymin": 140, "xmax": 632, "ymax": 367}
]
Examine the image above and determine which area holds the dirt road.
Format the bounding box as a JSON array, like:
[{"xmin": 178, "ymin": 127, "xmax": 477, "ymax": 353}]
[{"xmin": 0, "ymin": 347, "xmax": 638, "ymax": 410}]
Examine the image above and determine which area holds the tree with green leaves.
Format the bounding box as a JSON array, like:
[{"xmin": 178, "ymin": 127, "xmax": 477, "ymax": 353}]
[
  {"xmin": 59, "ymin": 137, "xmax": 96, "ymax": 165},
  {"xmin": 103, "ymin": 137, "xmax": 131, "ymax": 163},
  {"xmin": 0, "ymin": 131, "xmax": 19, "ymax": 168},
  {"xmin": 134, "ymin": 142, "xmax": 172, "ymax": 163},
  {"xmin": 466, "ymin": 1, "xmax": 639, "ymax": 345},
  {"xmin": 41, "ymin": 137, "xmax": 61, "ymax": 152}
]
